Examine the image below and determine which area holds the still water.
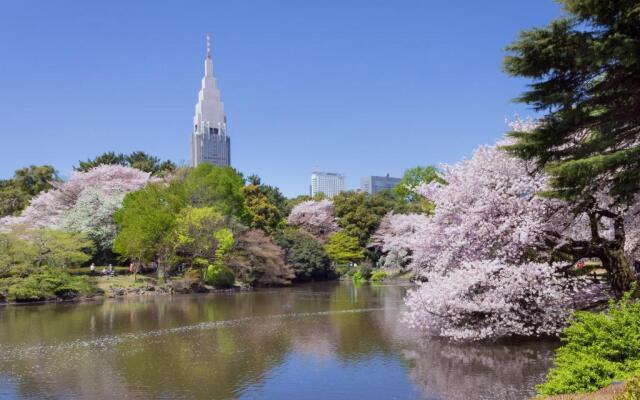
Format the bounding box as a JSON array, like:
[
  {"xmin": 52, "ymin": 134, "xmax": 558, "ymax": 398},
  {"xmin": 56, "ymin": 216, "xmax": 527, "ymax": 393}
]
[{"xmin": 0, "ymin": 282, "xmax": 556, "ymax": 400}]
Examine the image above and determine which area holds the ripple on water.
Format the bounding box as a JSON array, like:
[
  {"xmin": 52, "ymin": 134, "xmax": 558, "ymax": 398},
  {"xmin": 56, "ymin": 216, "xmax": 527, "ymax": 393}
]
[{"xmin": 0, "ymin": 307, "xmax": 395, "ymax": 362}]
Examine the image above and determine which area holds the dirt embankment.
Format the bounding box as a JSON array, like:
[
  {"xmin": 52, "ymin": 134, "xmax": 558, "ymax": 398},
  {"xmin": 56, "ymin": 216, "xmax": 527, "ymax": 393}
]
[{"xmin": 535, "ymin": 383, "xmax": 625, "ymax": 400}]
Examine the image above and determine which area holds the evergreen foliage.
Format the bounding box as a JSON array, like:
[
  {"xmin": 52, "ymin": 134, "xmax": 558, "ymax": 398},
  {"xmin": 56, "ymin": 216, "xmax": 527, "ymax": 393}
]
[
  {"xmin": 0, "ymin": 267, "xmax": 95, "ymax": 302},
  {"xmin": 332, "ymin": 191, "xmax": 397, "ymax": 247},
  {"xmin": 246, "ymin": 174, "xmax": 290, "ymax": 217},
  {"xmin": 75, "ymin": 151, "xmax": 175, "ymax": 175},
  {"xmin": 0, "ymin": 165, "xmax": 59, "ymax": 217},
  {"xmin": 504, "ymin": 0, "xmax": 640, "ymax": 294},
  {"xmin": 241, "ymin": 184, "xmax": 283, "ymax": 233},
  {"xmin": 274, "ymin": 229, "xmax": 334, "ymax": 281},
  {"xmin": 538, "ymin": 292, "xmax": 640, "ymax": 395}
]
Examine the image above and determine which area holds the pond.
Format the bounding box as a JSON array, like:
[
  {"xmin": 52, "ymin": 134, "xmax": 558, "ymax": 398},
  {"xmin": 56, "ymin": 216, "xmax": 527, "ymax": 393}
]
[{"xmin": 0, "ymin": 282, "xmax": 556, "ymax": 399}]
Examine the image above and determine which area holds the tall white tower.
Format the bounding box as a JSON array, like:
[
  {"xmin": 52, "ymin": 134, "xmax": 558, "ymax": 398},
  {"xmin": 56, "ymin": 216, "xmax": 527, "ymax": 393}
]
[{"xmin": 190, "ymin": 33, "xmax": 231, "ymax": 167}]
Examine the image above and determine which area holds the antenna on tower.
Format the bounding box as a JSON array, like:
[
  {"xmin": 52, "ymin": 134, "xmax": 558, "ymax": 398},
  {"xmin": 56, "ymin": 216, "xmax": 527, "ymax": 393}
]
[{"xmin": 206, "ymin": 33, "xmax": 211, "ymax": 58}]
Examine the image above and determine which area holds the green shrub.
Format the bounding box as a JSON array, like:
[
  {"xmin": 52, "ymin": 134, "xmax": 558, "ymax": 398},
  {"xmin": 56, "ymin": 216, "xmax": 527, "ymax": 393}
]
[
  {"xmin": 616, "ymin": 375, "xmax": 640, "ymax": 400},
  {"xmin": 371, "ymin": 270, "xmax": 387, "ymax": 282},
  {"xmin": 537, "ymin": 292, "xmax": 640, "ymax": 396},
  {"xmin": 2, "ymin": 268, "xmax": 95, "ymax": 302},
  {"xmin": 204, "ymin": 264, "xmax": 235, "ymax": 288},
  {"xmin": 335, "ymin": 265, "xmax": 352, "ymax": 277},
  {"xmin": 352, "ymin": 266, "xmax": 372, "ymax": 283},
  {"xmin": 274, "ymin": 229, "xmax": 334, "ymax": 282}
]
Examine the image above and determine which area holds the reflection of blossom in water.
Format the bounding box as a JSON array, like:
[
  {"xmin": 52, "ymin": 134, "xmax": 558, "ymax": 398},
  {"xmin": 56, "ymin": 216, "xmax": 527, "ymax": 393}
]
[
  {"xmin": 292, "ymin": 335, "xmax": 334, "ymax": 360},
  {"xmin": 367, "ymin": 291, "xmax": 557, "ymax": 400},
  {"xmin": 401, "ymin": 338, "xmax": 556, "ymax": 400}
]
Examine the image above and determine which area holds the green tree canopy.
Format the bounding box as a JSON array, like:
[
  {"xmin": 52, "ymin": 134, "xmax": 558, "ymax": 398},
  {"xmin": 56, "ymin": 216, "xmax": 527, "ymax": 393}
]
[
  {"xmin": 0, "ymin": 165, "xmax": 59, "ymax": 217},
  {"xmin": 394, "ymin": 165, "xmax": 445, "ymax": 214},
  {"xmin": 182, "ymin": 164, "xmax": 249, "ymax": 220},
  {"xmin": 173, "ymin": 206, "xmax": 225, "ymax": 266},
  {"xmin": 504, "ymin": 0, "xmax": 640, "ymax": 204},
  {"xmin": 241, "ymin": 184, "xmax": 283, "ymax": 233},
  {"xmin": 274, "ymin": 229, "xmax": 334, "ymax": 281},
  {"xmin": 503, "ymin": 0, "xmax": 640, "ymax": 294},
  {"xmin": 246, "ymin": 174, "xmax": 290, "ymax": 217},
  {"xmin": 332, "ymin": 191, "xmax": 397, "ymax": 247},
  {"xmin": 75, "ymin": 151, "xmax": 176, "ymax": 175},
  {"xmin": 324, "ymin": 231, "xmax": 365, "ymax": 265},
  {"xmin": 113, "ymin": 183, "xmax": 184, "ymax": 278}
]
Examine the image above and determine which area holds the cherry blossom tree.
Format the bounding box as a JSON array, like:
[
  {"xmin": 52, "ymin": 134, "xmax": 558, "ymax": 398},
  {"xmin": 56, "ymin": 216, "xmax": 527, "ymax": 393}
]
[
  {"xmin": 404, "ymin": 260, "xmax": 607, "ymax": 341},
  {"xmin": 59, "ymin": 188, "xmax": 126, "ymax": 253},
  {"xmin": 0, "ymin": 165, "xmax": 152, "ymax": 232},
  {"xmin": 369, "ymin": 212, "xmax": 429, "ymax": 270},
  {"xmin": 287, "ymin": 200, "xmax": 339, "ymax": 242},
  {"xmin": 411, "ymin": 138, "xmax": 578, "ymax": 276},
  {"xmin": 400, "ymin": 126, "xmax": 627, "ymax": 340}
]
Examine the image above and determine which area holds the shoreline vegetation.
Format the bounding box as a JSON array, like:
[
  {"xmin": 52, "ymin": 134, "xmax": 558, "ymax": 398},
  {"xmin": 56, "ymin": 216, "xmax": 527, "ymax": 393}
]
[
  {"xmin": 0, "ymin": 267, "xmax": 415, "ymax": 306},
  {"xmin": 1, "ymin": 1, "xmax": 640, "ymax": 398}
]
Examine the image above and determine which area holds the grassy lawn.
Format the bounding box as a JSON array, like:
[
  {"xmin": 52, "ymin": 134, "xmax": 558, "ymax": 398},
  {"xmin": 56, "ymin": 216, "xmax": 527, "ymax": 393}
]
[
  {"xmin": 90, "ymin": 274, "xmax": 156, "ymax": 292},
  {"xmin": 68, "ymin": 266, "xmax": 131, "ymax": 275}
]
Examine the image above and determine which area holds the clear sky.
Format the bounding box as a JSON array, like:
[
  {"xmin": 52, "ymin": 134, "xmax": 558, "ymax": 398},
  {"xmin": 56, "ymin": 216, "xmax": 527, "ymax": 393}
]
[{"xmin": 0, "ymin": 1, "xmax": 562, "ymax": 197}]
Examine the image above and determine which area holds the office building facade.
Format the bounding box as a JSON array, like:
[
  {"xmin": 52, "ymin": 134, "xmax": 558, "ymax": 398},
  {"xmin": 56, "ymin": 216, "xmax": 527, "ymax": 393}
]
[
  {"xmin": 360, "ymin": 174, "xmax": 402, "ymax": 194},
  {"xmin": 311, "ymin": 172, "xmax": 345, "ymax": 198}
]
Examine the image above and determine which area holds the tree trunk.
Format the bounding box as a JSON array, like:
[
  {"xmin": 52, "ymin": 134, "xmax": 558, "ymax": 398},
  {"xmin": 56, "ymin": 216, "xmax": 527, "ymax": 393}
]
[
  {"xmin": 602, "ymin": 246, "xmax": 635, "ymax": 296},
  {"xmin": 156, "ymin": 255, "xmax": 167, "ymax": 284},
  {"xmin": 602, "ymin": 214, "xmax": 636, "ymax": 296}
]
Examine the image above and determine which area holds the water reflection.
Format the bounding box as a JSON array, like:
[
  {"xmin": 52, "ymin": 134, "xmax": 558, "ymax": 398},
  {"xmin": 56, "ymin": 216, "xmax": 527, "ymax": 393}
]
[{"xmin": 0, "ymin": 282, "xmax": 555, "ymax": 399}]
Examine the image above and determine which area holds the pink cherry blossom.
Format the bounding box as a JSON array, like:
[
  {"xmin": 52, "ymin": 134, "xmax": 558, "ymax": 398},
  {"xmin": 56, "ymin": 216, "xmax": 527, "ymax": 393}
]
[{"xmin": 287, "ymin": 200, "xmax": 339, "ymax": 242}]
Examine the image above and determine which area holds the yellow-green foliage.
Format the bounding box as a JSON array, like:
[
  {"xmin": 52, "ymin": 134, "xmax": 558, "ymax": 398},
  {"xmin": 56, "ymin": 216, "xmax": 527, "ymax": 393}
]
[
  {"xmin": 538, "ymin": 292, "xmax": 640, "ymax": 396},
  {"xmin": 324, "ymin": 231, "xmax": 364, "ymax": 265},
  {"xmin": 214, "ymin": 228, "xmax": 234, "ymax": 261},
  {"xmin": 204, "ymin": 264, "xmax": 235, "ymax": 288},
  {"xmin": 173, "ymin": 206, "xmax": 224, "ymax": 263},
  {"xmin": 0, "ymin": 267, "xmax": 95, "ymax": 302},
  {"xmin": 203, "ymin": 228, "xmax": 235, "ymax": 288},
  {"xmin": 0, "ymin": 228, "xmax": 93, "ymax": 277},
  {"xmin": 371, "ymin": 270, "xmax": 387, "ymax": 282}
]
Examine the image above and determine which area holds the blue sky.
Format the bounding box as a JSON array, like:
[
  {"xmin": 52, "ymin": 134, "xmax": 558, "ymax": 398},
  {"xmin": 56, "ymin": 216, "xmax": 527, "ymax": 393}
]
[{"xmin": 0, "ymin": 1, "xmax": 561, "ymax": 197}]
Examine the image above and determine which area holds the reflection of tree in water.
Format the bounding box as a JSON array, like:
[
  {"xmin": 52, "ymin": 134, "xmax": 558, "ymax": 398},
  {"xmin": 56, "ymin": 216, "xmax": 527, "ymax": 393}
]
[
  {"xmin": 327, "ymin": 283, "xmax": 397, "ymax": 360},
  {"xmin": 364, "ymin": 287, "xmax": 558, "ymax": 400},
  {"xmin": 113, "ymin": 321, "xmax": 291, "ymax": 399},
  {"xmin": 0, "ymin": 283, "xmax": 557, "ymax": 400},
  {"xmin": 0, "ymin": 293, "xmax": 298, "ymax": 399},
  {"xmin": 400, "ymin": 338, "xmax": 557, "ymax": 400}
]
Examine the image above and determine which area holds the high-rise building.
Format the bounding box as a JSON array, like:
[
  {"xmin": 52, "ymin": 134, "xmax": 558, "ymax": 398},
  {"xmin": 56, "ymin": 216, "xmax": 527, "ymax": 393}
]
[
  {"xmin": 360, "ymin": 174, "xmax": 402, "ymax": 194},
  {"xmin": 190, "ymin": 34, "xmax": 231, "ymax": 168},
  {"xmin": 310, "ymin": 171, "xmax": 345, "ymax": 198}
]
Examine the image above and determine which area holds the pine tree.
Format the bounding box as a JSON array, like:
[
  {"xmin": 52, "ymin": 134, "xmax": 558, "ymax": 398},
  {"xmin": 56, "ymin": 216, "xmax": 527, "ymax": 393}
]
[{"xmin": 504, "ymin": 0, "xmax": 640, "ymax": 294}]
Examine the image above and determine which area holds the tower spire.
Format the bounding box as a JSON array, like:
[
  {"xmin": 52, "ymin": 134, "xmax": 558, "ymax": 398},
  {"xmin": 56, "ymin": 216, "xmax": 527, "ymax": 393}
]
[{"xmin": 206, "ymin": 33, "xmax": 211, "ymax": 59}]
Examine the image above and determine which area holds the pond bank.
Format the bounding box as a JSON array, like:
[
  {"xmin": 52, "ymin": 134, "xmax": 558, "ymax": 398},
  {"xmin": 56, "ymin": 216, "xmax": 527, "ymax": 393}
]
[
  {"xmin": 535, "ymin": 382, "xmax": 626, "ymax": 400},
  {"xmin": 1, "ymin": 270, "xmax": 415, "ymax": 306},
  {"xmin": 0, "ymin": 274, "xmax": 253, "ymax": 306}
]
